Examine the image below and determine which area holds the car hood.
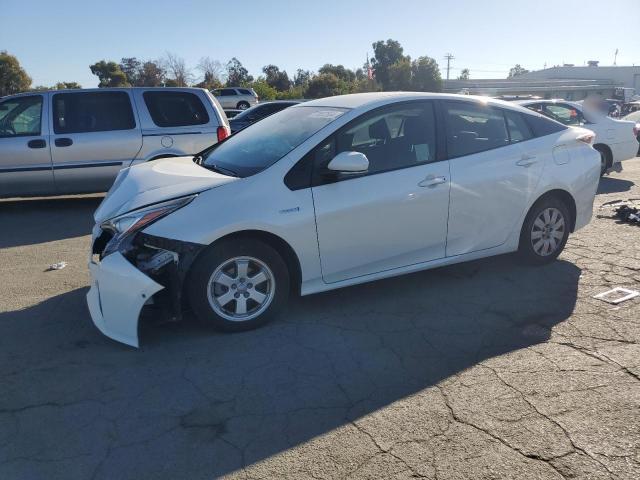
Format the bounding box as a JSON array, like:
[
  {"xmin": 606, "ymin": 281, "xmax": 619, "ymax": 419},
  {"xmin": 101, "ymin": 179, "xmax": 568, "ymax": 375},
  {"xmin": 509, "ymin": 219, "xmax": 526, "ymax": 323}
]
[{"xmin": 94, "ymin": 156, "xmax": 238, "ymax": 222}]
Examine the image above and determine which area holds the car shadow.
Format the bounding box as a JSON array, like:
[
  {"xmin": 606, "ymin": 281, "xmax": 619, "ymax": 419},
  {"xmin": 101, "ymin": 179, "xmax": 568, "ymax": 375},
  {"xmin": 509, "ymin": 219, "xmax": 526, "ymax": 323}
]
[
  {"xmin": 597, "ymin": 176, "xmax": 634, "ymax": 195},
  {"xmin": 0, "ymin": 195, "xmax": 103, "ymax": 248},
  {"xmin": 0, "ymin": 255, "xmax": 581, "ymax": 479}
]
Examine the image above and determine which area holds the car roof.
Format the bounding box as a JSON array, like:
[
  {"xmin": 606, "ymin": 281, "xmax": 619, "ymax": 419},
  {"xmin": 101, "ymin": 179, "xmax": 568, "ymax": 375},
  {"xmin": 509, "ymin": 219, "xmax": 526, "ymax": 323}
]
[
  {"xmin": 1, "ymin": 86, "xmax": 210, "ymax": 97},
  {"xmin": 515, "ymin": 99, "xmax": 587, "ymax": 111},
  {"xmin": 297, "ymin": 92, "xmax": 531, "ymax": 113}
]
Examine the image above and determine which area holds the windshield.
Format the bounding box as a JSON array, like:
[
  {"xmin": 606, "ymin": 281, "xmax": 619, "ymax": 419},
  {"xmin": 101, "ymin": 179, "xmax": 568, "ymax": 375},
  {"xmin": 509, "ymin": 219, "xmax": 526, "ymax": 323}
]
[{"xmin": 203, "ymin": 106, "xmax": 347, "ymax": 177}]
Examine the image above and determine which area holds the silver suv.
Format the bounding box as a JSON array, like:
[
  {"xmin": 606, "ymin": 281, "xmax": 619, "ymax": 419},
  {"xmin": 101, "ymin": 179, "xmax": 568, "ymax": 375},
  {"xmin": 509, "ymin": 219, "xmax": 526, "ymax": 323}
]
[
  {"xmin": 0, "ymin": 87, "xmax": 229, "ymax": 197},
  {"xmin": 211, "ymin": 87, "xmax": 259, "ymax": 110}
]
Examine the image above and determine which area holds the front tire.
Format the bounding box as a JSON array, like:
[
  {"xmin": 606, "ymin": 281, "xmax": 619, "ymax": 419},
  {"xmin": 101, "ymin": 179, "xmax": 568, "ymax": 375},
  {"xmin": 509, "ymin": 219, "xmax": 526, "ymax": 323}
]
[
  {"xmin": 187, "ymin": 239, "xmax": 289, "ymax": 332},
  {"xmin": 518, "ymin": 197, "xmax": 570, "ymax": 265}
]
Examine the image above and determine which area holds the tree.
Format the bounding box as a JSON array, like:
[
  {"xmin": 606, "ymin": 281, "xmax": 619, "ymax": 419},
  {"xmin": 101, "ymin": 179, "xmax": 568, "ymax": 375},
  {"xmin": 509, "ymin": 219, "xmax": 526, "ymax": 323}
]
[
  {"xmin": 226, "ymin": 57, "xmax": 253, "ymax": 86},
  {"xmin": 54, "ymin": 81, "xmax": 81, "ymax": 89},
  {"xmin": 318, "ymin": 64, "xmax": 356, "ymax": 83},
  {"xmin": 262, "ymin": 64, "xmax": 291, "ymax": 91},
  {"xmin": 164, "ymin": 52, "xmax": 192, "ymax": 87},
  {"xmin": 293, "ymin": 69, "xmax": 311, "ymax": 87},
  {"xmin": 305, "ymin": 73, "xmax": 347, "ymax": 98},
  {"xmin": 507, "ymin": 64, "xmax": 529, "ymax": 79},
  {"xmin": 0, "ymin": 51, "xmax": 32, "ymax": 96},
  {"xmin": 119, "ymin": 57, "xmax": 141, "ymax": 85},
  {"xmin": 197, "ymin": 57, "xmax": 225, "ymax": 89},
  {"xmin": 458, "ymin": 68, "xmax": 470, "ymax": 80},
  {"xmin": 138, "ymin": 61, "xmax": 165, "ymax": 86},
  {"xmin": 387, "ymin": 58, "xmax": 412, "ymax": 90},
  {"xmin": 250, "ymin": 79, "xmax": 277, "ymax": 100},
  {"xmin": 371, "ymin": 39, "xmax": 407, "ymax": 90},
  {"xmin": 89, "ymin": 60, "xmax": 129, "ymax": 88},
  {"xmin": 411, "ymin": 56, "xmax": 442, "ymax": 92}
]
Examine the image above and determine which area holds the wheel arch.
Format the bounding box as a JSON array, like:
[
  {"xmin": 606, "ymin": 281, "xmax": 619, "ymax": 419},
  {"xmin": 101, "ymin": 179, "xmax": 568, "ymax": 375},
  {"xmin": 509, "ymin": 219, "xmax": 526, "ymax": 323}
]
[
  {"xmin": 593, "ymin": 143, "xmax": 613, "ymax": 168},
  {"xmin": 529, "ymin": 189, "xmax": 577, "ymax": 232},
  {"xmin": 197, "ymin": 229, "xmax": 302, "ymax": 295}
]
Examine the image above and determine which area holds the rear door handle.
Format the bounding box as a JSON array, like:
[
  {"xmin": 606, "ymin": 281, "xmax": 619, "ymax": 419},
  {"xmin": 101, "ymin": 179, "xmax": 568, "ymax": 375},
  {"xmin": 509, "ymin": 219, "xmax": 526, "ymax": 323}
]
[
  {"xmin": 516, "ymin": 155, "xmax": 537, "ymax": 167},
  {"xmin": 418, "ymin": 175, "xmax": 447, "ymax": 187},
  {"xmin": 55, "ymin": 138, "xmax": 73, "ymax": 147},
  {"xmin": 27, "ymin": 139, "xmax": 46, "ymax": 149}
]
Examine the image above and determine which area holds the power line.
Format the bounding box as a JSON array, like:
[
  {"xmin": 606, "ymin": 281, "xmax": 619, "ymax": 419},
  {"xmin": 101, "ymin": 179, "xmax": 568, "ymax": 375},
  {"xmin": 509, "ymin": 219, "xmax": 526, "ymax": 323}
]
[{"xmin": 444, "ymin": 53, "xmax": 454, "ymax": 80}]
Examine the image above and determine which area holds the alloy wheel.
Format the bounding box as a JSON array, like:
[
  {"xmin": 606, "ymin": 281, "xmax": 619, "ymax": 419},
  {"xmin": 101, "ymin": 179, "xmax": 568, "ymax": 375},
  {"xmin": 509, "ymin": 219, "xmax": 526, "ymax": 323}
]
[
  {"xmin": 530, "ymin": 207, "xmax": 565, "ymax": 256},
  {"xmin": 207, "ymin": 256, "xmax": 275, "ymax": 321}
]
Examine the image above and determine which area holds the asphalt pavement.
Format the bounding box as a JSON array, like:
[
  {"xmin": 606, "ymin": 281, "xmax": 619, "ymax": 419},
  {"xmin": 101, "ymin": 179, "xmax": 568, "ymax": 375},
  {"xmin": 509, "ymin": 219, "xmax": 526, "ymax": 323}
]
[{"xmin": 1, "ymin": 162, "xmax": 639, "ymax": 479}]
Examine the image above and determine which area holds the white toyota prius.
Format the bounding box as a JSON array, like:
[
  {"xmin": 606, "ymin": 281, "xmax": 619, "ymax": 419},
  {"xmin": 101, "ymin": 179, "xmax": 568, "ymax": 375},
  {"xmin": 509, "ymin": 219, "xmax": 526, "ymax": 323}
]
[{"xmin": 87, "ymin": 92, "xmax": 600, "ymax": 347}]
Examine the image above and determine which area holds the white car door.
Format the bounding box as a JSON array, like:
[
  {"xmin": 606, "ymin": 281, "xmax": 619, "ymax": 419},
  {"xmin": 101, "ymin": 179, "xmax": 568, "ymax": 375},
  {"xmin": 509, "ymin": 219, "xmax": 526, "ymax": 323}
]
[
  {"xmin": 311, "ymin": 102, "xmax": 451, "ymax": 283},
  {"xmin": 444, "ymin": 102, "xmax": 544, "ymax": 256}
]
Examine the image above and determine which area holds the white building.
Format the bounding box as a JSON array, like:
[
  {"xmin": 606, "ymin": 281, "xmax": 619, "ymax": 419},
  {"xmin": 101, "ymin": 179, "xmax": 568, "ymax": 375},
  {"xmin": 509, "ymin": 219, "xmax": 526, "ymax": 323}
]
[
  {"xmin": 520, "ymin": 65, "xmax": 640, "ymax": 92},
  {"xmin": 443, "ymin": 65, "xmax": 640, "ymax": 101}
]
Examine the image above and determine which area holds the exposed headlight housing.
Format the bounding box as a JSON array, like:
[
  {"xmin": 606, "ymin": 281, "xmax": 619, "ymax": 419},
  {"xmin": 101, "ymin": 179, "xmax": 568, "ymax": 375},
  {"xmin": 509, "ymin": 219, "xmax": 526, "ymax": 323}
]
[{"xmin": 100, "ymin": 195, "xmax": 197, "ymax": 258}]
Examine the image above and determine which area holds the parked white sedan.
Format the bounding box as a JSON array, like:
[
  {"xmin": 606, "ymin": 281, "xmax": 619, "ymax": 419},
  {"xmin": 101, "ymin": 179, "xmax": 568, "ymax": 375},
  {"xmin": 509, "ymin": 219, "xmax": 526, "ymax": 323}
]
[
  {"xmin": 517, "ymin": 99, "xmax": 639, "ymax": 175},
  {"xmin": 87, "ymin": 93, "xmax": 600, "ymax": 347}
]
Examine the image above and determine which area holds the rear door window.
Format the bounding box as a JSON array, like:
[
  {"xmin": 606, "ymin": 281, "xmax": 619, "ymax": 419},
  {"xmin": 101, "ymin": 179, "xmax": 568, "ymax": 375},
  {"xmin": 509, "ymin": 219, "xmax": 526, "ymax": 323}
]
[
  {"xmin": 504, "ymin": 110, "xmax": 533, "ymax": 143},
  {"xmin": 143, "ymin": 91, "xmax": 210, "ymax": 127},
  {"xmin": 238, "ymin": 89, "xmax": 252, "ymax": 95},
  {"xmin": 219, "ymin": 89, "xmax": 237, "ymax": 96},
  {"xmin": 444, "ymin": 101, "xmax": 509, "ymax": 158},
  {"xmin": 0, "ymin": 95, "xmax": 43, "ymax": 137},
  {"xmin": 53, "ymin": 92, "xmax": 135, "ymax": 134}
]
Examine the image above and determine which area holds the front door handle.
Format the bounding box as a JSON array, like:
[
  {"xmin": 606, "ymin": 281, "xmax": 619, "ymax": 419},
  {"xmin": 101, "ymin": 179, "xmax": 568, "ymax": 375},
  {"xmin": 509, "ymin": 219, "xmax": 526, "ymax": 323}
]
[
  {"xmin": 27, "ymin": 139, "xmax": 46, "ymax": 149},
  {"xmin": 418, "ymin": 175, "xmax": 447, "ymax": 187},
  {"xmin": 55, "ymin": 137, "xmax": 73, "ymax": 147},
  {"xmin": 516, "ymin": 155, "xmax": 537, "ymax": 167}
]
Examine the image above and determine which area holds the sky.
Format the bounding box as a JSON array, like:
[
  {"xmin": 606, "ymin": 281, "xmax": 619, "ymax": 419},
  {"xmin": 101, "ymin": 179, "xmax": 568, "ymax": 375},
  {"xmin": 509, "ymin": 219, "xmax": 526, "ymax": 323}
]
[{"xmin": 1, "ymin": 0, "xmax": 638, "ymax": 88}]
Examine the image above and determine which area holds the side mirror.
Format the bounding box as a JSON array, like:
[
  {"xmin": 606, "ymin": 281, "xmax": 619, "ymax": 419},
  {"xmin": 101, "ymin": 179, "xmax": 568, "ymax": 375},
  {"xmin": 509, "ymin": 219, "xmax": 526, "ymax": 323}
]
[{"xmin": 327, "ymin": 151, "xmax": 369, "ymax": 173}]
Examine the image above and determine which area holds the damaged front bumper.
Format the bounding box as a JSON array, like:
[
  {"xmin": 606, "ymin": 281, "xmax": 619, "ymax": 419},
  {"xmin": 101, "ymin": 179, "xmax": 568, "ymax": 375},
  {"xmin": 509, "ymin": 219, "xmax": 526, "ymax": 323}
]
[
  {"xmin": 87, "ymin": 252, "xmax": 164, "ymax": 347},
  {"xmin": 87, "ymin": 227, "xmax": 205, "ymax": 347}
]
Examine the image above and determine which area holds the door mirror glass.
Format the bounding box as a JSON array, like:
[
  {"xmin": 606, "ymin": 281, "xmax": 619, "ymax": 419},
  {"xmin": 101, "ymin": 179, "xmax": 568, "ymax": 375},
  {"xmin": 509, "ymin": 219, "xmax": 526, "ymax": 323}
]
[{"xmin": 327, "ymin": 151, "xmax": 369, "ymax": 173}]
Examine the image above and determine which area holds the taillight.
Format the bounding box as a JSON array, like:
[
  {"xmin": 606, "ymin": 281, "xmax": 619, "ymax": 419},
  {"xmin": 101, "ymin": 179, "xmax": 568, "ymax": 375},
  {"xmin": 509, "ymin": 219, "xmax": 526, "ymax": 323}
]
[
  {"xmin": 217, "ymin": 125, "xmax": 230, "ymax": 142},
  {"xmin": 577, "ymin": 132, "xmax": 595, "ymax": 144},
  {"xmin": 633, "ymin": 124, "xmax": 639, "ymax": 137}
]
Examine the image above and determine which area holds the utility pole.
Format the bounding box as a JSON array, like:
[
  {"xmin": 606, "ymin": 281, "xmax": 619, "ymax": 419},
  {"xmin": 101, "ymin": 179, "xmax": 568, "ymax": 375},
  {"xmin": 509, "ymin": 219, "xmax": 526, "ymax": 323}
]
[
  {"xmin": 444, "ymin": 53, "xmax": 454, "ymax": 80},
  {"xmin": 614, "ymin": 48, "xmax": 618, "ymax": 66}
]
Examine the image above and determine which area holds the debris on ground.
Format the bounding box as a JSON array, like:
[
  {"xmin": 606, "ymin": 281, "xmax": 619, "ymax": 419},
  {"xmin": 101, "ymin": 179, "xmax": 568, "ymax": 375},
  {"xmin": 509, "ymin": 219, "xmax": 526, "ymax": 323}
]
[
  {"xmin": 46, "ymin": 262, "xmax": 67, "ymax": 271},
  {"xmin": 614, "ymin": 204, "xmax": 640, "ymax": 224},
  {"xmin": 594, "ymin": 287, "xmax": 640, "ymax": 305}
]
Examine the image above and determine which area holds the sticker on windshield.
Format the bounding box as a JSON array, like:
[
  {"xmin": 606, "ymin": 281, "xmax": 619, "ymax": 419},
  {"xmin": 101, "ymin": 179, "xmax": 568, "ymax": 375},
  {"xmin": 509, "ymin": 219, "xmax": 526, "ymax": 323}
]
[{"xmin": 308, "ymin": 110, "xmax": 344, "ymax": 120}]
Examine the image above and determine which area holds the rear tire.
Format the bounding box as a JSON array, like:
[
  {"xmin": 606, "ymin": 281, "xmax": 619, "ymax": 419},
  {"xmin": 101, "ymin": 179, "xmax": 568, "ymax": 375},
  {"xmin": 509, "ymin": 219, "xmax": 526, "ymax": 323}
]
[
  {"xmin": 518, "ymin": 197, "xmax": 570, "ymax": 266},
  {"xmin": 595, "ymin": 145, "xmax": 611, "ymax": 176},
  {"xmin": 187, "ymin": 239, "xmax": 289, "ymax": 332},
  {"xmin": 237, "ymin": 101, "xmax": 250, "ymax": 110}
]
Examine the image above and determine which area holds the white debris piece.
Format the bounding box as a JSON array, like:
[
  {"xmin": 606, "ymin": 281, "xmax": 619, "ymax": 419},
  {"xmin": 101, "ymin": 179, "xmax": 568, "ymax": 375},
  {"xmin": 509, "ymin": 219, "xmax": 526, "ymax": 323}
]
[
  {"xmin": 593, "ymin": 287, "xmax": 640, "ymax": 305},
  {"xmin": 47, "ymin": 262, "xmax": 67, "ymax": 271}
]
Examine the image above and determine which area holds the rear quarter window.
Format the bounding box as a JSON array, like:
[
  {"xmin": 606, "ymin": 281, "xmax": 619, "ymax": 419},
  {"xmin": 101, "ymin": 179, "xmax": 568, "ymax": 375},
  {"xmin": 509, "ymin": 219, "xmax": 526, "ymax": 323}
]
[
  {"xmin": 523, "ymin": 113, "xmax": 567, "ymax": 138},
  {"xmin": 143, "ymin": 91, "xmax": 210, "ymax": 127}
]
